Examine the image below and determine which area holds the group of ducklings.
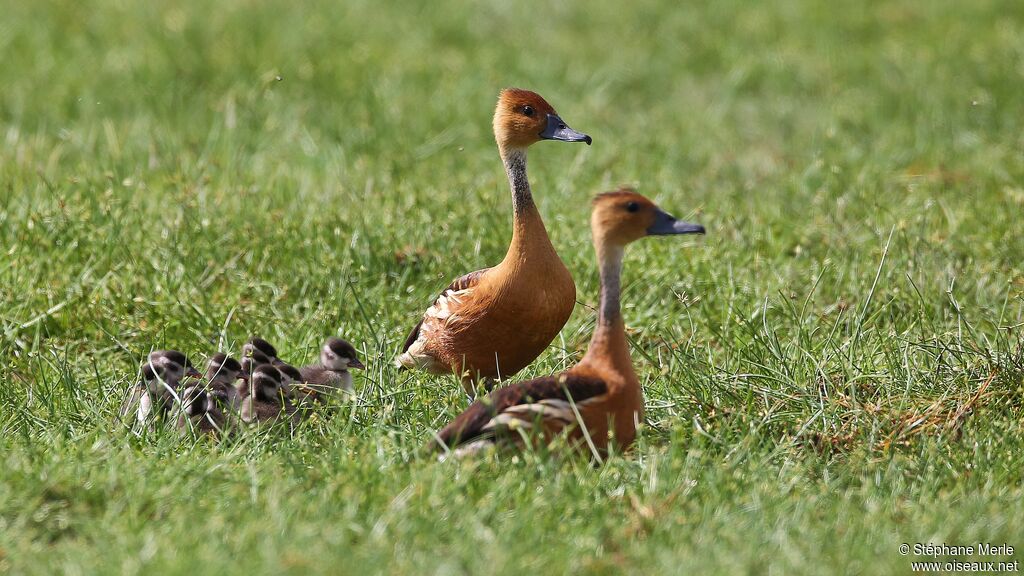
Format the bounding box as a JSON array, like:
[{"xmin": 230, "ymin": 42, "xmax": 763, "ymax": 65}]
[{"xmin": 120, "ymin": 337, "xmax": 363, "ymax": 436}]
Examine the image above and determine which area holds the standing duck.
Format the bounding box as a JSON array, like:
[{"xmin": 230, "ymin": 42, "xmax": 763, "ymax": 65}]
[
  {"xmin": 397, "ymin": 88, "xmax": 591, "ymax": 394},
  {"xmin": 429, "ymin": 189, "xmax": 705, "ymax": 458}
]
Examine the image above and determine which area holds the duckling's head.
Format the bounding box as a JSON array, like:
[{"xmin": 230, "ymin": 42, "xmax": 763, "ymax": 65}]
[
  {"xmin": 141, "ymin": 362, "xmax": 168, "ymax": 394},
  {"xmin": 148, "ymin": 350, "xmax": 202, "ymax": 385},
  {"xmin": 493, "ymin": 88, "xmax": 591, "ymax": 150},
  {"xmin": 243, "ymin": 337, "xmax": 279, "ymax": 361},
  {"xmin": 252, "ymin": 365, "xmax": 283, "ymax": 401},
  {"xmin": 240, "ymin": 350, "xmax": 272, "ymax": 379},
  {"xmin": 321, "ymin": 337, "xmax": 365, "ymax": 371},
  {"xmin": 276, "ymin": 363, "xmax": 303, "ymax": 386},
  {"xmin": 206, "ymin": 353, "xmax": 242, "ymax": 385},
  {"xmin": 181, "ymin": 385, "xmax": 212, "ymax": 417},
  {"xmin": 591, "ymin": 189, "xmax": 705, "ymax": 247}
]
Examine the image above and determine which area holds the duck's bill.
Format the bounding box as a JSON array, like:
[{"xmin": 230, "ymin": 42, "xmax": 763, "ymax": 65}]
[
  {"xmin": 539, "ymin": 114, "xmax": 592, "ymax": 145},
  {"xmin": 349, "ymin": 359, "xmax": 365, "ymax": 370},
  {"xmin": 647, "ymin": 209, "xmax": 705, "ymax": 236}
]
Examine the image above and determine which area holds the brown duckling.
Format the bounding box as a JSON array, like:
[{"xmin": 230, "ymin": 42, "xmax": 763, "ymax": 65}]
[
  {"xmin": 176, "ymin": 384, "xmax": 231, "ymax": 437},
  {"xmin": 122, "ymin": 350, "xmax": 201, "ymax": 425},
  {"xmin": 297, "ymin": 338, "xmax": 364, "ymax": 401},
  {"xmin": 239, "ymin": 364, "xmax": 299, "ymax": 425},
  {"xmin": 204, "ymin": 353, "xmax": 242, "ymax": 409}
]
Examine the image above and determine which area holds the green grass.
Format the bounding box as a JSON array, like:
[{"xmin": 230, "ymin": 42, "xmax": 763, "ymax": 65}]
[{"xmin": 2, "ymin": 0, "xmax": 1023, "ymax": 573}]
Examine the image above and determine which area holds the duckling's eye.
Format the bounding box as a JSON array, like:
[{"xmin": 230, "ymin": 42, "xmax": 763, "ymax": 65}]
[
  {"xmin": 625, "ymin": 202, "xmax": 640, "ymax": 213},
  {"xmin": 522, "ymin": 105, "xmax": 535, "ymax": 117}
]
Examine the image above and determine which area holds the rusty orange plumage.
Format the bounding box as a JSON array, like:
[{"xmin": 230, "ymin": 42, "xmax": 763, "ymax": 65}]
[
  {"xmin": 397, "ymin": 89, "xmax": 592, "ymax": 393},
  {"xmin": 430, "ymin": 189, "xmax": 706, "ymax": 458}
]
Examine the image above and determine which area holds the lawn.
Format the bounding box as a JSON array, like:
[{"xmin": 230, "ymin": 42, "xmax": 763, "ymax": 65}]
[{"xmin": 1, "ymin": 0, "xmax": 1023, "ymax": 573}]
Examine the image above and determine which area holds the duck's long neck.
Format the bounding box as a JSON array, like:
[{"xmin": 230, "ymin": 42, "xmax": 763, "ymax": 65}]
[
  {"xmin": 582, "ymin": 242, "xmax": 635, "ymax": 378},
  {"xmin": 499, "ymin": 146, "xmax": 557, "ymax": 269}
]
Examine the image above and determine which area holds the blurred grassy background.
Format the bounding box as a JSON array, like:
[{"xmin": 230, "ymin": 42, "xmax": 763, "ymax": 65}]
[{"xmin": 1, "ymin": 0, "xmax": 1022, "ymax": 573}]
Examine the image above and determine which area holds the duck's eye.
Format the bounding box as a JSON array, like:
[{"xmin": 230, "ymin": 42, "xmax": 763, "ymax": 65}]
[
  {"xmin": 522, "ymin": 105, "xmax": 534, "ymax": 117},
  {"xmin": 626, "ymin": 202, "xmax": 640, "ymax": 213}
]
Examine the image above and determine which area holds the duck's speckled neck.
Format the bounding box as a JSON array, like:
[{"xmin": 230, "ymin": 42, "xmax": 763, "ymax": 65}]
[
  {"xmin": 581, "ymin": 242, "xmax": 635, "ymax": 381},
  {"xmin": 500, "ymin": 146, "xmax": 532, "ymax": 215}
]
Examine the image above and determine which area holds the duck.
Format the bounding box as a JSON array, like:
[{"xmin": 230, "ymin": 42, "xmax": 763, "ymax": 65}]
[
  {"xmin": 120, "ymin": 350, "xmax": 201, "ymax": 425},
  {"xmin": 176, "ymin": 384, "xmax": 231, "ymax": 437},
  {"xmin": 118, "ymin": 362, "xmax": 166, "ymax": 426},
  {"xmin": 242, "ymin": 337, "xmax": 281, "ymax": 366},
  {"xmin": 239, "ymin": 364, "xmax": 299, "ymax": 425},
  {"xmin": 204, "ymin": 353, "xmax": 243, "ymax": 409},
  {"xmin": 428, "ymin": 189, "xmax": 705, "ymax": 458},
  {"xmin": 239, "ymin": 336, "xmax": 285, "ymax": 397},
  {"xmin": 295, "ymin": 337, "xmax": 364, "ymax": 404},
  {"xmin": 397, "ymin": 88, "xmax": 592, "ymax": 395}
]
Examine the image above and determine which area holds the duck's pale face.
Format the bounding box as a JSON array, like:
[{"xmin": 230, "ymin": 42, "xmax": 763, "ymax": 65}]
[
  {"xmin": 321, "ymin": 340, "xmax": 364, "ymax": 371},
  {"xmin": 492, "ymin": 88, "xmax": 591, "ymax": 149},
  {"xmin": 142, "ymin": 364, "xmax": 169, "ymax": 394},
  {"xmin": 591, "ymin": 189, "xmax": 705, "ymax": 247},
  {"xmin": 207, "ymin": 354, "xmax": 242, "ymax": 385},
  {"xmin": 253, "ymin": 374, "xmax": 281, "ymax": 401},
  {"xmin": 182, "ymin": 387, "xmax": 211, "ymax": 417},
  {"xmin": 150, "ymin": 351, "xmax": 201, "ymax": 385}
]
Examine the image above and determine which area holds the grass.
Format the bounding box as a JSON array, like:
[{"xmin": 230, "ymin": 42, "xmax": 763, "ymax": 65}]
[{"xmin": 1, "ymin": 0, "xmax": 1023, "ymax": 573}]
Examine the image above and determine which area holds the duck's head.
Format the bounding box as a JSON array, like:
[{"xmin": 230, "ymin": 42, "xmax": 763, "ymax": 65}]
[
  {"xmin": 205, "ymin": 353, "xmax": 242, "ymax": 386},
  {"xmin": 241, "ymin": 337, "xmax": 279, "ymax": 380},
  {"xmin": 591, "ymin": 188, "xmax": 705, "ymax": 247},
  {"xmin": 243, "ymin": 337, "xmax": 279, "ymax": 361},
  {"xmin": 321, "ymin": 337, "xmax": 364, "ymax": 371},
  {"xmin": 148, "ymin": 350, "xmax": 202, "ymax": 385},
  {"xmin": 181, "ymin": 385, "xmax": 212, "ymax": 417},
  {"xmin": 252, "ymin": 365, "xmax": 283, "ymax": 402},
  {"xmin": 141, "ymin": 362, "xmax": 169, "ymax": 394},
  {"xmin": 493, "ymin": 88, "xmax": 591, "ymax": 150},
  {"xmin": 240, "ymin": 350, "xmax": 271, "ymax": 380},
  {"xmin": 276, "ymin": 363, "xmax": 303, "ymax": 392}
]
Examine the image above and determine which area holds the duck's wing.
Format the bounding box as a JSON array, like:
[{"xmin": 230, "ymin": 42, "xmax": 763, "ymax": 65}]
[
  {"xmin": 398, "ymin": 267, "xmax": 491, "ymax": 368},
  {"xmin": 431, "ymin": 373, "xmax": 608, "ymax": 451}
]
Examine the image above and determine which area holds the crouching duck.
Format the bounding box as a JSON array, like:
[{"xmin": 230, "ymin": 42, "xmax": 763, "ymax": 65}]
[
  {"xmin": 429, "ymin": 189, "xmax": 705, "ymax": 458},
  {"xmin": 397, "ymin": 88, "xmax": 592, "ymax": 394}
]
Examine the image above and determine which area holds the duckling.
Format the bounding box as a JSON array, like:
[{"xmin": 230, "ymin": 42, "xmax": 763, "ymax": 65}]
[
  {"xmin": 118, "ymin": 363, "xmax": 166, "ymax": 426},
  {"xmin": 122, "ymin": 350, "xmax": 201, "ymax": 425},
  {"xmin": 296, "ymin": 338, "xmax": 364, "ymax": 402},
  {"xmin": 430, "ymin": 189, "xmax": 705, "ymax": 458},
  {"xmin": 148, "ymin": 349, "xmax": 202, "ymax": 383},
  {"xmin": 176, "ymin": 384, "xmax": 230, "ymax": 437},
  {"xmin": 239, "ymin": 364, "xmax": 299, "ymax": 425},
  {"xmin": 397, "ymin": 88, "xmax": 591, "ymax": 395},
  {"xmin": 239, "ymin": 337, "xmax": 284, "ymax": 397},
  {"xmin": 204, "ymin": 353, "xmax": 242, "ymax": 409},
  {"xmin": 274, "ymin": 362, "xmax": 308, "ymax": 402},
  {"xmin": 242, "ymin": 337, "xmax": 282, "ymax": 366}
]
